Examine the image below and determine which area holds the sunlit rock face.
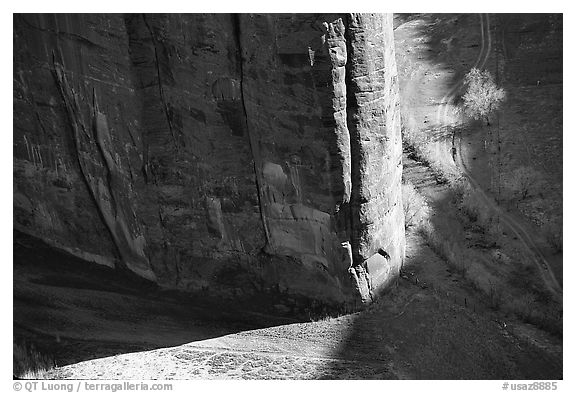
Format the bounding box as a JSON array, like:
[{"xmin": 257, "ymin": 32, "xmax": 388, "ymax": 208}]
[{"xmin": 13, "ymin": 13, "xmax": 405, "ymax": 312}]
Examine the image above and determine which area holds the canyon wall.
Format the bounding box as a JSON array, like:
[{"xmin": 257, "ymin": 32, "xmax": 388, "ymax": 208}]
[{"xmin": 13, "ymin": 13, "xmax": 405, "ymax": 313}]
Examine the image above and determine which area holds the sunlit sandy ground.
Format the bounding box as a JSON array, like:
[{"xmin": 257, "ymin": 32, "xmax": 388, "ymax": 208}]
[{"xmin": 15, "ymin": 14, "xmax": 562, "ymax": 380}]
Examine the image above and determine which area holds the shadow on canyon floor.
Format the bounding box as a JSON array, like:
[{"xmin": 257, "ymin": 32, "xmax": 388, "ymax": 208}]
[
  {"xmin": 322, "ymin": 181, "xmax": 562, "ymax": 379},
  {"xmin": 13, "ymin": 13, "xmax": 463, "ymax": 378},
  {"xmin": 320, "ymin": 13, "xmax": 563, "ymax": 379},
  {"xmin": 14, "ymin": 13, "xmax": 562, "ymax": 379}
]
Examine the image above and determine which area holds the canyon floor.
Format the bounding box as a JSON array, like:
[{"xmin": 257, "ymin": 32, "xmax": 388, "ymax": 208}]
[
  {"xmin": 14, "ymin": 14, "xmax": 562, "ymax": 379},
  {"xmin": 13, "ymin": 228, "xmax": 562, "ymax": 379}
]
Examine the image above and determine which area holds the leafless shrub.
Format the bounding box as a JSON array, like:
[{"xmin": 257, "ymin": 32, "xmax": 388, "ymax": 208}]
[
  {"xmin": 402, "ymin": 182, "xmax": 430, "ymax": 230},
  {"xmin": 401, "ymin": 113, "xmax": 463, "ymax": 185},
  {"xmin": 505, "ymin": 293, "xmax": 538, "ymax": 320},
  {"xmin": 502, "ymin": 166, "xmax": 547, "ymax": 200},
  {"xmin": 487, "ymin": 281, "xmax": 503, "ymax": 310},
  {"xmin": 458, "ymin": 182, "xmax": 502, "ymax": 245},
  {"xmin": 418, "ymin": 221, "xmax": 470, "ymax": 275},
  {"xmin": 542, "ymin": 219, "xmax": 563, "ymax": 253}
]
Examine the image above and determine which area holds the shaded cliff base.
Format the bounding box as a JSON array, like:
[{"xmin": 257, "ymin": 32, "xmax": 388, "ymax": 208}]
[
  {"xmin": 14, "ymin": 227, "xmax": 561, "ymax": 379},
  {"xmin": 14, "ymin": 13, "xmax": 405, "ymax": 309},
  {"xmin": 13, "ymin": 229, "xmax": 359, "ymax": 332}
]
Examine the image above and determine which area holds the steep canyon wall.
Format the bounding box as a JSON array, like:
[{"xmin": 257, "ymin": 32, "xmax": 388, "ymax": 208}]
[{"xmin": 13, "ymin": 13, "xmax": 405, "ymax": 312}]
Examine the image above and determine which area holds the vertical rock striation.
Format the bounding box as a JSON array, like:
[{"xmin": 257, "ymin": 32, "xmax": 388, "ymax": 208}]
[
  {"xmin": 13, "ymin": 13, "xmax": 405, "ymax": 313},
  {"xmin": 345, "ymin": 14, "xmax": 405, "ymax": 301}
]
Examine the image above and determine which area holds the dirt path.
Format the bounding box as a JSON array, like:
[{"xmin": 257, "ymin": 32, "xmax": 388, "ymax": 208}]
[
  {"xmin": 395, "ymin": 9, "xmax": 562, "ymax": 361},
  {"xmin": 454, "ymin": 138, "xmax": 562, "ymax": 298},
  {"xmin": 436, "ymin": 14, "xmax": 491, "ymax": 128},
  {"xmin": 39, "ymin": 244, "xmax": 562, "ymax": 380},
  {"xmin": 16, "ymin": 229, "xmax": 562, "ymax": 380},
  {"xmin": 45, "ymin": 330, "xmax": 395, "ymax": 380},
  {"xmin": 16, "ymin": 15, "xmax": 563, "ymax": 380},
  {"xmin": 433, "ymin": 14, "xmax": 562, "ymax": 300}
]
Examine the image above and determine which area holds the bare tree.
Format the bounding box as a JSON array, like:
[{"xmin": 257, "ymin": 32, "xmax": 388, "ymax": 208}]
[
  {"xmin": 402, "ymin": 182, "xmax": 429, "ymax": 229},
  {"xmin": 503, "ymin": 166, "xmax": 545, "ymax": 200},
  {"xmin": 462, "ymin": 68, "xmax": 506, "ymax": 126}
]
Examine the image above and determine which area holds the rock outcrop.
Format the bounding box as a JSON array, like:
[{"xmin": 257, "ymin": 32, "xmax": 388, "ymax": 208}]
[{"xmin": 13, "ymin": 13, "xmax": 405, "ymax": 313}]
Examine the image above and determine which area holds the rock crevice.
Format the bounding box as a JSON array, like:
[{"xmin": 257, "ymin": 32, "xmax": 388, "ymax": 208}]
[
  {"xmin": 13, "ymin": 13, "xmax": 405, "ymax": 312},
  {"xmin": 344, "ymin": 13, "xmax": 405, "ymax": 299},
  {"xmin": 232, "ymin": 14, "xmax": 272, "ymax": 251}
]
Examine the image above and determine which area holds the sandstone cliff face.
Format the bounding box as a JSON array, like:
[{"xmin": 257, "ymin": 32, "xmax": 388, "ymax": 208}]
[{"xmin": 13, "ymin": 13, "xmax": 405, "ymax": 312}]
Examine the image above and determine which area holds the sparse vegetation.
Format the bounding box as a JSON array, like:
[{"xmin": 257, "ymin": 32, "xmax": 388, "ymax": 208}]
[
  {"xmin": 462, "ymin": 68, "xmax": 506, "ymax": 126},
  {"xmin": 456, "ymin": 181, "xmax": 503, "ymax": 246},
  {"xmin": 404, "ymin": 160, "xmax": 562, "ymax": 335},
  {"xmin": 486, "ymin": 281, "xmax": 504, "ymax": 310},
  {"xmin": 505, "ymin": 262, "xmax": 562, "ymax": 335},
  {"xmin": 421, "ymin": 214, "xmax": 561, "ymax": 335},
  {"xmin": 397, "ymin": 12, "xmax": 562, "ymax": 358},
  {"xmin": 402, "ymin": 182, "xmax": 430, "ymax": 230},
  {"xmin": 418, "ymin": 220, "xmax": 470, "ymax": 276},
  {"xmin": 502, "ymin": 166, "xmax": 547, "ymax": 200},
  {"xmin": 401, "ymin": 179, "xmax": 469, "ymax": 275},
  {"xmin": 13, "ymin": 339, "xmax": 56, "ymax": 379},
  {"xmin": 401, "ymin": 113, "xmax": 464, "ymax": 185},
  {"xmin": 401, "ymin": 108, "xmax": 503, "ymax": 247},
  {"xmin": 542, "ymin": 220, "xmax": 563, "ymax": 253}
]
